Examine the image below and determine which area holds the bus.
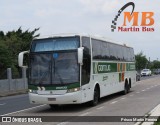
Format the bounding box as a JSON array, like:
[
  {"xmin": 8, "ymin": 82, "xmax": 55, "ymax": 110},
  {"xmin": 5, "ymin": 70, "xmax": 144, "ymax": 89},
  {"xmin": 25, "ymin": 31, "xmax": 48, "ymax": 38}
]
[{"xmin": 18, "ymin": 34, "xmax": 136, "ymax": 108}]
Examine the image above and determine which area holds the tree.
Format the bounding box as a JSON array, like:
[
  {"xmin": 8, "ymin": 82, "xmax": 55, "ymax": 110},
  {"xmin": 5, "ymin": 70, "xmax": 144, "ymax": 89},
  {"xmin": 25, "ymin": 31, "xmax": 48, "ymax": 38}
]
[
  {"xmin": 0, "ymin": 43, "xmax": 13, "ymax": 70},
  {"xmin": 0, "ymin": 27, "xmax": 39, "ymax": 78},
  {"xmin": 135, "ymin": 52, "xmax": 148, "ymax": 71},
  {"xmin": 152, "ymin": 60, "xmax": 160, "ymax": 69}
]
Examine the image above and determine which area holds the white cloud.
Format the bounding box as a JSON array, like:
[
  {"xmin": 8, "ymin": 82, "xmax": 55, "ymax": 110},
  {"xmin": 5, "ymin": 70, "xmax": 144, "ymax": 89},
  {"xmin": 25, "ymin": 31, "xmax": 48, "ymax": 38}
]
[{"xmin": 79, "ymin": 0, "xmax": 120, "ymax": 14}]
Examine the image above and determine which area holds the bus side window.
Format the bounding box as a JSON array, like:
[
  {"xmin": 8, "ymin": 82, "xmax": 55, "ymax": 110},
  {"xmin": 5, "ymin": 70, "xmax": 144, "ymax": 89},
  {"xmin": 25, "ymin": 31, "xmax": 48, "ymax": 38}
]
[
  {"xmin": 130, "ymin": 48, "xmax": 135, "ymax": 61},
  {"xmin": 82, "ymin": 37, "xmax": 91, "ymax": 85},
  {"xmin": 109, "ymin": 44, "xmax": 117, "ymax": 60}
]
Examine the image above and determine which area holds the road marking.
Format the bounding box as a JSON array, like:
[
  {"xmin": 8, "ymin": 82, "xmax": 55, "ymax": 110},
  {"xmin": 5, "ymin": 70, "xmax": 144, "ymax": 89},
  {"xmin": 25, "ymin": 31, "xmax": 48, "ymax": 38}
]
[
  {"xmin": 97, "ymin": 106, "xmax": 104, "ymax": 110},
  {"xmin": 142, "ymin": 89, "xmax": 146, "ymax": 92},
  {"xmin": 57, "ymin": 122, "xmax": 69, "ymax": 125},
  {"xmin": 0, "ymin": 103, "xmax": 6, "ymax": 106},
  {"xmin": 1, "ymin": 104, "xmax": 46, "ymax": 116},
  {"xmin": 120, "ymin": 97, "xmax": 126, "ymax": 100},
  {"xmin": 136, "ymin": 81, "xmax": 142, "ymax": 84},
  {"xmin": 79, "ymin": 112, "xmax": 90, "ymax": 116},
  {"xmin": 111, "ymin": 101, "xmax": 118, "ymax": 104},
  {"xmin": 136, "ymin": 92, "xmax": 140, "ymax": 94},
  {"xmin": 129, "ymin": 94, "xmax": 134, "ymax": 96}
]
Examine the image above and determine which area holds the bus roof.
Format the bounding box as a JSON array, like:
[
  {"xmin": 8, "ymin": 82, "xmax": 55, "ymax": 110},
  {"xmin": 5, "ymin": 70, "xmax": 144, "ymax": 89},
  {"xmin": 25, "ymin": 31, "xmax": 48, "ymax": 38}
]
[{"xmin": 35, "ymin": 33, "xmax": 133, "ymax": 49}]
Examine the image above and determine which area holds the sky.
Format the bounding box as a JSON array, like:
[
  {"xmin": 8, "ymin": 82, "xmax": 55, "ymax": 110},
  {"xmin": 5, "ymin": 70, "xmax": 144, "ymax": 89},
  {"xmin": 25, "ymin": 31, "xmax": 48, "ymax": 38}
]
[{"xmin": 0, "ymin": 0, "xmax": 160, "ymax": 61}]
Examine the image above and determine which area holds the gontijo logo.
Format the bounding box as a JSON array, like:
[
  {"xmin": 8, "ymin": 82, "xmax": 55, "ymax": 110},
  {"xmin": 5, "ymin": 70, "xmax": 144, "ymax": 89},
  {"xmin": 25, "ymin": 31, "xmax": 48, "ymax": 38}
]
[
  {"xmin": 94, "ymin": 62, "xmax": 111, "ymax": 74},
  {"xmin": 111, "ymin": 2, "xmax": 154, "ymax": 32}
]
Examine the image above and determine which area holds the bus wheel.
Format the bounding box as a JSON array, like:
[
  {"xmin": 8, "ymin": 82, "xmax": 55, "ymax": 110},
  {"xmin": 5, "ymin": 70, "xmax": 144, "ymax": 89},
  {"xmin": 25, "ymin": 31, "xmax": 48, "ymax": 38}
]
[
  {"xmin": 49, "ymin": 104, "xmax": 59, "ymax": 109},
  {"xmin": 90, "ymin": 86, "xmax": 99, "ymax": 106},
  {"xmin": 128, "ymin": 83, "xmax": 131, "ymax": 93},
  {"xmin": 123, "ymin": 83, "xmax": 128, "ymax": 95}
]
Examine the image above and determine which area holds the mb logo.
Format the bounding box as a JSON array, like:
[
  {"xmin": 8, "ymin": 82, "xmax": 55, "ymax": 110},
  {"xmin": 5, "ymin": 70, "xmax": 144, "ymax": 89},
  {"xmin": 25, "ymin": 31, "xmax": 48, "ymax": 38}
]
[{"xmin": 111, "ymin": 2, "xmax": 154, "ymax": 32}]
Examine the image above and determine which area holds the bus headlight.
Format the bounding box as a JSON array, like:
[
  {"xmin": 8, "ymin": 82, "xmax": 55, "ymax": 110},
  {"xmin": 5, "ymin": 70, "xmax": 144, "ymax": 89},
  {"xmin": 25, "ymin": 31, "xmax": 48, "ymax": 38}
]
[
  {"xmin": 29, "ymin": 89, "xmax": 32, "ymax": 93},
  {"xmin": 67, "ymin": 87, "xmax": 80, "ymax": 93},
  {"xmin": 28, "ymin": 89, "xmax": 38, "ymax": 94}
]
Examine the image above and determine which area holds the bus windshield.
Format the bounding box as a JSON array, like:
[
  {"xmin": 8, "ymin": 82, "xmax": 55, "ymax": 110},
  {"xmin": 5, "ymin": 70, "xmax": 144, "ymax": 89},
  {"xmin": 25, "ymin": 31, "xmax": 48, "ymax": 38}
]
[
  {"xmin": 31, "ymin": 37, "xmax": 79, "ymax": 52},
  {"xmin": 29, "ymin": 36, "xmax": 80, "ymax": 85},
  {"xmin": 30, "ymin": 52, "xmax": 79, "ymax": 85}
]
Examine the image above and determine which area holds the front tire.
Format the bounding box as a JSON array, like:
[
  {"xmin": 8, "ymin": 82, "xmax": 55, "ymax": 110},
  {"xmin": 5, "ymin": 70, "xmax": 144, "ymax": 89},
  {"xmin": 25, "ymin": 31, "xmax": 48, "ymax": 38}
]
[{"xmin": 90, "ymin": 87, "xmax": 99, "ymax": 106}]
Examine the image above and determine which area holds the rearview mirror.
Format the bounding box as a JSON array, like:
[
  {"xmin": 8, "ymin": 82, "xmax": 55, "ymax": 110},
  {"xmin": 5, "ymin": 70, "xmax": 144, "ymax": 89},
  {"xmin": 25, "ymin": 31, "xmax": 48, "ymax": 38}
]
[
  {"xmin": 18, "ymin": 51, "xmax": 29, "ymax": 68},
  {"xmin": 78, "ymin": 47, "xmax": 84, "ymax": 65}
]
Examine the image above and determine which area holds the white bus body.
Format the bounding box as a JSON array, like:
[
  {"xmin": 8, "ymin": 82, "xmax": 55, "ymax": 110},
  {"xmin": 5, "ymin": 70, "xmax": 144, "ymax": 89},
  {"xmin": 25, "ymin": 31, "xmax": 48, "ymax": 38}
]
[{"xmin": 18, "ymin": 34, "xmax": 136, "ymax": 106}]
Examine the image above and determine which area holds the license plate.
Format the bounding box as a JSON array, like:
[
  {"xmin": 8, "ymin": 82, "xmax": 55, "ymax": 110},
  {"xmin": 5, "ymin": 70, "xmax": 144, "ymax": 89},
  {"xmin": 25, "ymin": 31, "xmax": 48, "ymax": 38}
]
[{"xmin": 48, "ymin": 98, "xmax": 56, "ymax": 101}]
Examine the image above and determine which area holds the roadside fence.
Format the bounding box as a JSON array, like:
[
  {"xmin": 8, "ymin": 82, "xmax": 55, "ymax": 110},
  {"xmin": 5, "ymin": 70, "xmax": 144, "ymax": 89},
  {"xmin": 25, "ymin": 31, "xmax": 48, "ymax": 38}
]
[{"xmin": 0, "ymin": 68, "xmax": 28, "ymax": 96}]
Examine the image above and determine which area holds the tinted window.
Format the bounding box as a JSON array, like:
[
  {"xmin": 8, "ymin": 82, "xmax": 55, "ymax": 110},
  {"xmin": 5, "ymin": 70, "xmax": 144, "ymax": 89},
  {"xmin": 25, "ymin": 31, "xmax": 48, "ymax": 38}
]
[
  {"xmin": 82, "ymin": 37, "xmax": 91, "ymax": 85},
  {"xmin": 52, "ymin": 52, "xmax": 79, "ymax": 84},
  {"xmin": 126, "ymin": 48, "xmax": 130, "ymax": 61},
  {"xmin": 130, "ymin": 48, "xmax": 135, "ymax": 61},
  {"xmin": 30, "ymin": 54, "xmax": 51, "ymax": 85},
  {"xmin": 101, "ymin": 41, "xmax": 110, "ymax": 59},
  {"xmin": 109, "ymin": 44, "xmax": 117, "ymax": 60},
  {"xmin": 92, "ymin": 38, "xmax": 134, "ymax": 62},
  {"xmin": 92, "ymin": 39, "xmax": 101, "ymax": 59},
  {"xmin": 122, "ymin": 46, "xmax": 127, "ymax": 61},
  {"xmin": 31, "ymin": 37, "xmax": 79, "ymax": 52},
  {"xmin": 30, "ymin": 52, "xmax": 79, "ymax": 85},
  {"xmin": 122, "ymin": 47, "xmax": 135, "ymax": 61},
  {"xmin": 92, "ymin": 39, "xmax": 110, "ymax": 60}
]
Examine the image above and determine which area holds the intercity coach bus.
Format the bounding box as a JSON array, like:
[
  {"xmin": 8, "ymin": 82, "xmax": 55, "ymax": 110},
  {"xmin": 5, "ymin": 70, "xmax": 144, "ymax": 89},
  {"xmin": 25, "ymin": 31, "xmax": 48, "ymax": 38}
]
[{"xmin": 18, "ymin": 34, "xmax": 136, "ymax": 108}]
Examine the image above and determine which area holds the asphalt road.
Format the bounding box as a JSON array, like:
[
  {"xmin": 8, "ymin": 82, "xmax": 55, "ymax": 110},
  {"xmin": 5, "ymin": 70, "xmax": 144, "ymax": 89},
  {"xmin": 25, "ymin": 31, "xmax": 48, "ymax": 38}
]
[
  {"xmin": 140, "ymin": 74, "xmax": 159, "ymax": 81},
  {"xmin": 0, "ymin": 94, "xmax": 40, "ymax": 115},
  {"xmin": 1, "ymin": 75, "xmax": 160, "ymax": 125}
]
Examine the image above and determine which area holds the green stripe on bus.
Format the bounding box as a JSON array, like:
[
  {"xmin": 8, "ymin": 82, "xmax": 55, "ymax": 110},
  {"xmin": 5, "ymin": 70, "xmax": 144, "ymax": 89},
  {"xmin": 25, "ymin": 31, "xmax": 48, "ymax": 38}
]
[
  {"xmin": 28, "ymin": 82, "xmax": 80, "ymax": 90},
  {"xmin": 93, "ymin": 62, "xmax": 117, "ymax": 74},
  {"xmin": 126, "ymin": 63, "xmax": 136, "ymax": 71},
  {"xmin": 93, "ymin": 62, "xmax": 135, "ymax": 74}
]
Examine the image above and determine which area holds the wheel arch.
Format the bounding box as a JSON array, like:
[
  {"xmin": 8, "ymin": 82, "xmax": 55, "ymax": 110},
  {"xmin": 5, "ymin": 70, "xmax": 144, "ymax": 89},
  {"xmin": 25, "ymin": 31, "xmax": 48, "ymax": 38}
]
[
  {"xmin": 125, "ymin": 78, "xmax": 129, "ymax": 85},
  {"xmin": 93, "ymin": 82, "xmax": 100, "ymax": 98}
]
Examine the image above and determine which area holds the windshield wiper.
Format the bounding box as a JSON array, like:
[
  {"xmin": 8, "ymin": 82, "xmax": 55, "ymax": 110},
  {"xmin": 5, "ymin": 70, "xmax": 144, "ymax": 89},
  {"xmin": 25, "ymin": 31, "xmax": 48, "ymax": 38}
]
[
  {"xmin": 38, "ymin": 71, "xmax": 49, "ymax": 86},
  {"xmin": 55, "ymin": 68, "xmax": 64, "ymax": 84},
  {"xmin": 53, "ymin": 60, "xmax": 64, "ymax": 84},
  {"xmin": 38, "ymin": 61, "xmax": 52, "ymax": 86}
]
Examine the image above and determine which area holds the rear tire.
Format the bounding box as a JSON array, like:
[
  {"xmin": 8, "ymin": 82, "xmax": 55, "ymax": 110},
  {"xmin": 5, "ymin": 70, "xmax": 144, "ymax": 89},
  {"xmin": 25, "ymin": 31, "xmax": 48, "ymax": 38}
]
[
  {"xmin": 123, "ymin": 83, "xmax": 129, "ymax": 95},
  {"xmin": 128, "ymin": 83, "xmax": 131, "ymax": 93},
  {"xmin": 90, "ymin": 86, "xmax": 99, "ymax": 106}
]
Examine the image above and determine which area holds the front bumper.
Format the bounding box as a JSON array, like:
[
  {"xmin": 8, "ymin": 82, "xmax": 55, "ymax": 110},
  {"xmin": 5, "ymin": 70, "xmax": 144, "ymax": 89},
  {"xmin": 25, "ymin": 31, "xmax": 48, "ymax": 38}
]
[
  {"xmin": 29, "ymin": 91, "xmax": 82, "ymax": 104},
  {"xmin": 141, "ymin": 73, "xmax": 148, "ymax": 76}
]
